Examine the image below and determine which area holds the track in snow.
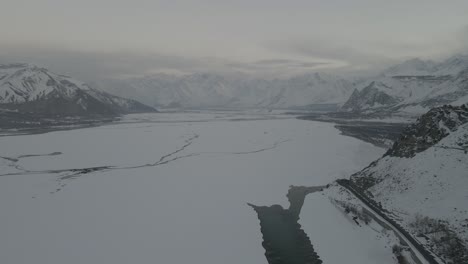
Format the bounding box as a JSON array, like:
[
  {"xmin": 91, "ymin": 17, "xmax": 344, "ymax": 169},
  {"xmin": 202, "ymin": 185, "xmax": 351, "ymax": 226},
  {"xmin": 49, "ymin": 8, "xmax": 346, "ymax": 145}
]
[{"xmin": 0, "ymin": 133, "xmax": 291, "ymax": 193}]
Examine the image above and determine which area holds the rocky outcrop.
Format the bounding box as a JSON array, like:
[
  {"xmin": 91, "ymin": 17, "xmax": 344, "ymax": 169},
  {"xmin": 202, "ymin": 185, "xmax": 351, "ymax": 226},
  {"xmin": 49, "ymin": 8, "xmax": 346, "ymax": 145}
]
[
  {"xmin": 350, "ymin": 104, "xmax": 468, "ymax": 190},
  {"xmin": 385, "ymin": 104, "xmax": 468, "ymax": 158}
]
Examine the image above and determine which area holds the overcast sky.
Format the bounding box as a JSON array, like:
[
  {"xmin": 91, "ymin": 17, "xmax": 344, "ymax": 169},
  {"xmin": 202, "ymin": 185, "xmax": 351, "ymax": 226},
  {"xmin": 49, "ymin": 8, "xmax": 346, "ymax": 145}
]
[{"xmin": 1, "ymin": 0, "xmax": 468, "ymax": 80}]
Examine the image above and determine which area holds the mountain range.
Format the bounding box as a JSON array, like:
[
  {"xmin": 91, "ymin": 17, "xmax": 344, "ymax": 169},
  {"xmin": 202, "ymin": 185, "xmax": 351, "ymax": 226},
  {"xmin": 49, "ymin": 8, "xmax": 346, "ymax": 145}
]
[
  {"xmin": 93, "ymin": 55, "xmax": 468, "ymax": 117},
  {"xmin": 3, "ymin": 54, "xmax": 468, "ymax": 119},
  {"xmin": 102, "ymin": 72, "xmax": 358, "ymax": 109},
  {"xmin": 99, "ymin": 55, "xmax": 468, "ymax": 118}
]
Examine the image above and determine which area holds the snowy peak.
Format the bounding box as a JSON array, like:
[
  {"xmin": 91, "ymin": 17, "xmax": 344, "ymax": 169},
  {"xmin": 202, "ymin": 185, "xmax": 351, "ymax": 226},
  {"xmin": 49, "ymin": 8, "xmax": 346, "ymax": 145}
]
[
  {"xmin": 0, "ymin": 63, "xmax": 155, "ymax": 116},
  {"xmin": 0, "ymin": 63, "xmax": 91, "ymax": 104},
  {"xmin": 341, "ymin": 82, "xmax": 400, "ymax": 112}
]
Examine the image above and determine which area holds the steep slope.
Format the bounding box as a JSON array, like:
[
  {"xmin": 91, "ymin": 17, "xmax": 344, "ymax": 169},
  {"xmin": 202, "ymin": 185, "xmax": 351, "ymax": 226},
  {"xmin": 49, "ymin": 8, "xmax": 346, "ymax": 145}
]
[
  {"xmin": 349, "ymin": 105, "xmax": 468, "ymax": 262},
  {"xmin": 103, "ymin": 72, "xmax": 356, "ymax": 109},
  {"xmin": 0, "ymin": 63, "xmax": 155, "ymax": 116},
  {"xmin": 341, "ymin": 55, "xmax": 468, "ymax": 117}
]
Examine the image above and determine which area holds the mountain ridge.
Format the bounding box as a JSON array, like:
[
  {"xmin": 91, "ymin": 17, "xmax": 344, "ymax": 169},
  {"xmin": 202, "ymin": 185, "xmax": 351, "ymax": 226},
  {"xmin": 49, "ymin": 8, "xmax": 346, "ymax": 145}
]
[{"xmin": 99, "ymin": 54, "xmax": 468, "ymax": 116}]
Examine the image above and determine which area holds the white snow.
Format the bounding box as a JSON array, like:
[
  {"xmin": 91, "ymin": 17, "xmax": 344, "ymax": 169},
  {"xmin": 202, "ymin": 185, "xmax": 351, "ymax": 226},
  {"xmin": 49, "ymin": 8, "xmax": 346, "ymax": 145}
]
[
  {"xmin": 0, "ymin": 112, "xmax": 384, "ymax": 264},
  {"xmin": 300, "ymin": 186, "xmax": 399, "ymax": 264}
]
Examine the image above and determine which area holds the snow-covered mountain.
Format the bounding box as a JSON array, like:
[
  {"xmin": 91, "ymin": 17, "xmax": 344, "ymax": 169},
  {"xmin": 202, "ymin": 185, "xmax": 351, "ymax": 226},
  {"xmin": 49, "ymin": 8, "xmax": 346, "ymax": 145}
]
[
  {"xmin": 103, "ymin": 72, "xmax": 357, "ymax": 109},
  {"xmin": 0, "ymin": 63, "xmax": 155, "ymax": 116},
  {"xmin": 103, "ymin": 54, "xmax": 468, "ymax": 113},
  {"xmin": 350, "ymin": 105, "xmax": 468, "ymax": 262},
  {"xmin": 342, "ymin": 55, "xmax": 468, "ymax": 117}
]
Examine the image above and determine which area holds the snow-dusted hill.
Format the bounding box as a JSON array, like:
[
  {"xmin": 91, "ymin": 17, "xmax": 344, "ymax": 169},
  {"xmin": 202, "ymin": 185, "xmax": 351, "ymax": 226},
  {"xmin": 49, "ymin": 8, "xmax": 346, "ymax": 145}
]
[
  {"xmin": 104, "ymin": 72, "xmax": 357, "ymax": 109},
  {"xmin": 342, "ymin": 55, "xmax": 468, "ymax": 117},
  {"xmin": 350, "ymin": 105, "xmax": 468, "ymax": 262},
  {"xmin": 0, "ymin": 63, "xmax": 155, "ymax": 116}
]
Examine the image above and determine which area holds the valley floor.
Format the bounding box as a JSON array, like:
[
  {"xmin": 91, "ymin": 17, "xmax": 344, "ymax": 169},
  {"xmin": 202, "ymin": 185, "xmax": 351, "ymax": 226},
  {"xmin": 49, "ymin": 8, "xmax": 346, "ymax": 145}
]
[{"xmin": 0, "ymin": 111, "xmax": 395, "ymax": 264}]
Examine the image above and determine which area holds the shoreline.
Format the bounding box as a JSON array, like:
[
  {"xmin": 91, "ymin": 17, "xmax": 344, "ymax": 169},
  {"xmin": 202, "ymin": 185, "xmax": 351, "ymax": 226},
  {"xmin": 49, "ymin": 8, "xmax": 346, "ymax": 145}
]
[
  {"xmin": 248, "ymin": 185, "xmax": 326, "ymax": 264},
  {"xmin": 297, "ymin": 115, "xmax": 408, "ymax": 148}
]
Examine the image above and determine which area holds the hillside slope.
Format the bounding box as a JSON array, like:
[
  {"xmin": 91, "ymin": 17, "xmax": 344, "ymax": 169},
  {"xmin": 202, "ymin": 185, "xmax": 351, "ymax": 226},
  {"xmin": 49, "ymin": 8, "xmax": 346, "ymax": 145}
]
[{"xmin": 350, "ymin": 105, "xmax": 468, "ymax": 262}]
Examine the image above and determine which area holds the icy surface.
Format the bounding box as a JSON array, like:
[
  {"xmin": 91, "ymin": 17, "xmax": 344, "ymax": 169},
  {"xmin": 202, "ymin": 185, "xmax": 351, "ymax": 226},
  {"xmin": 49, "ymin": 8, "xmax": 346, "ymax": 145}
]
[{"xmin": 0, "ymin": 112, "xmax": 384, "ymax": 264}]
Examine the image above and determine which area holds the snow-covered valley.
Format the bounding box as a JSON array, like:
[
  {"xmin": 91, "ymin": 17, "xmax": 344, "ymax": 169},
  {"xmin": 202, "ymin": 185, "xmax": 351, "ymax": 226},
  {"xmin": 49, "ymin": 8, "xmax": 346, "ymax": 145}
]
[{"xmin": 0, "ymin": 111, "xmax": 387, "ymax": 264}]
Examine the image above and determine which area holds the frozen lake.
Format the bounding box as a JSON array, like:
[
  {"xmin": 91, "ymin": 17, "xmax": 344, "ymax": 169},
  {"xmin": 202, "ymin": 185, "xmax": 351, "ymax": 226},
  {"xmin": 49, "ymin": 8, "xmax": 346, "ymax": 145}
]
[{"xmin": 0, "ymin": 111, "xmax": 384, "ymax": 264}]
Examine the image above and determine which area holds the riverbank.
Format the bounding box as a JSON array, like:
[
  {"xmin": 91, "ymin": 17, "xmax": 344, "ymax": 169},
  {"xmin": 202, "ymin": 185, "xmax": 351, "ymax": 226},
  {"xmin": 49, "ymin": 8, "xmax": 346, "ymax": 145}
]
[{"xmin": 298, "ymin": 114, "xmax": 409, "ymax": 148}]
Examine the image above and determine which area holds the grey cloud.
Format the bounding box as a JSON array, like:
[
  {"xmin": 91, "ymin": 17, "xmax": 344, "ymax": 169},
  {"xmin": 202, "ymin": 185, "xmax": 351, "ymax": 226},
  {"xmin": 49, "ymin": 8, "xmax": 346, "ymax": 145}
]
[
  {"xmin": 227, "ymin": 59, "xmax": 330, "ymax": 71},
  {"xmin": 2, "ymin": 0, "xmax": 468, "ymax": 79},
  {"xmin": 0, "ymin": 45, "xmax": 238, "ymax": 81},
  {"xmin": 266, "ymin": 23, "xmax": 468, "ymax": 72},
  {"xmin": 266, "ymin": 39, "xmax": 397, "ymax": 71},
  {"xmin": 0, "ymin": 45, "xmax": 336, "ymax": 82},
  {"xmin": 455, "ymin": 25, "xmax": 468, "ymax": 53}
]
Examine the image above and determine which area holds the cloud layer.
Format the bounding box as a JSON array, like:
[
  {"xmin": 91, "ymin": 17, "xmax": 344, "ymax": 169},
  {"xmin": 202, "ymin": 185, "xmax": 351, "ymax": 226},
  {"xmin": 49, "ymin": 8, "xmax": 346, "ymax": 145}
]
[{"xmin": 1, "ymin": 0, "xmax": 468, "ymax": 81}]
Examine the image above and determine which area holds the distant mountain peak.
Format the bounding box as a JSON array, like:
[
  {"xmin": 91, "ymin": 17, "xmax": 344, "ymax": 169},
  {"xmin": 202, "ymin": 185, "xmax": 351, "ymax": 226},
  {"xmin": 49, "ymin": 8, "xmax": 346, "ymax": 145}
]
[{"xmin": 0, "ymin": 63, "xmax": 155, "ymax": 116}]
